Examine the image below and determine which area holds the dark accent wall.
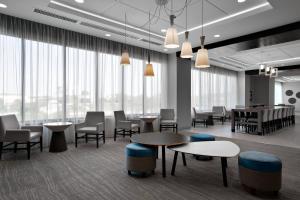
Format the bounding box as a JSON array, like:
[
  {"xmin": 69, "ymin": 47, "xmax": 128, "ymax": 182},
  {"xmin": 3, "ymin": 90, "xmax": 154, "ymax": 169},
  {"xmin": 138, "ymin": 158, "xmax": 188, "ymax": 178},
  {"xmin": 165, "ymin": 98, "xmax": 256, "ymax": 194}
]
[{"xmin": 176, "ymin": 58, "xmax": 192, "ymax": 129}]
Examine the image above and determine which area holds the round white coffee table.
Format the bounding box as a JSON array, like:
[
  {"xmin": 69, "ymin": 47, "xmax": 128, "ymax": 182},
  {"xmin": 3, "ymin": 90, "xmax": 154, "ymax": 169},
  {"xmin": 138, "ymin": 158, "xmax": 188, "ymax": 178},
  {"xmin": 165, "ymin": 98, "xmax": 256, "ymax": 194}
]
[
  {"xmin": 169, "ymin": 141, "xmax": 240, "ymax": 187},
  {"xmin": 44, "ymin": 122, "xmax": 72, "ymax": 153}
]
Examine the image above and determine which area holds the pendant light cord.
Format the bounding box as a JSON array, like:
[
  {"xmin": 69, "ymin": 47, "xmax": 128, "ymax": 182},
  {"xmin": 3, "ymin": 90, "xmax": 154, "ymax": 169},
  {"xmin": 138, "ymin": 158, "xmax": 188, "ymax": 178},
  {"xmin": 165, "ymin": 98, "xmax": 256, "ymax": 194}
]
[
  {"xmin": 148, "ymin": 12, "xmax": 151, "ymax": 63},
  {"xmin": 185, "ymin": 0, "xmax": 188, "ymax": 31},
  {"xmin": 201, "ymin": 0, "xmax": 204, "ymax": 37},
  {"xmin": 124, "ymin": 13, "xmax": 127, "ymax": 49}
]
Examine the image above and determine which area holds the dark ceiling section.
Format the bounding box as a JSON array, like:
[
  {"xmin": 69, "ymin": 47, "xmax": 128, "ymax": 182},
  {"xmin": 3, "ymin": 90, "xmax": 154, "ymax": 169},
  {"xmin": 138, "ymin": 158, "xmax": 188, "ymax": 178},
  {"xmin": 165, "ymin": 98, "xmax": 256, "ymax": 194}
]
[
  {"xmin": 245, "ymin": 65, "xmax": 300, "ymax": 75},
  {"xmin": 176, "ymin": 21, "xmax": 300, "ymax": 57}
]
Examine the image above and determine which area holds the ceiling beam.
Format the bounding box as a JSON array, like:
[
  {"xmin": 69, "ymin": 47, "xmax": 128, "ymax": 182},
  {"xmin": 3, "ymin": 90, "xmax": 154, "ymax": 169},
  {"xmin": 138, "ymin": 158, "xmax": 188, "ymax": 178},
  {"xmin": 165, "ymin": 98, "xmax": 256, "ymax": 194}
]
[
  {"xmin": 176, "ymin": 21, "xmax": 300, "ymax": 57},
  {"xmin": 245, "ymin": 65, "xmax": 300, "ymax": 75}
]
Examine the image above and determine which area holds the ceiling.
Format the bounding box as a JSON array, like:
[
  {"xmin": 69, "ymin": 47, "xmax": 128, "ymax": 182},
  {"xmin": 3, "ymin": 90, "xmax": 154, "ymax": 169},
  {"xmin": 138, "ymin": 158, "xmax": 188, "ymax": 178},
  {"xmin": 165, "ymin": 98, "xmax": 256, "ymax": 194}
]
[
  {"xmin": 276, "ymin": 69, "xmax": 300, "ymax": 82},
  {"xmin": 0, "ymin": 0, "xmax": 300, "ymax": 71}
]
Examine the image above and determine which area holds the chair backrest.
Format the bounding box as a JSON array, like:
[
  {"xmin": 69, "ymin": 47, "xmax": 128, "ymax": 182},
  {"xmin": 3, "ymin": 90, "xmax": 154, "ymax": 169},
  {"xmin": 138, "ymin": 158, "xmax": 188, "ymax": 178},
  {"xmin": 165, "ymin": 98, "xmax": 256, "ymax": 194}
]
[
  {"xmin": 212, "ymin": 106, "xmax": 225, "ymax": 115},
  {"xmin": 193, "ymin": 107, "xmax": 198, "ymax": 116},
  {"xmin": 268, "ymin": 109, "xmax": 274, "ymax": 121},
  {"xmin": 277, "ymin": 108, "xmax": 282, "ymax": 119},
  {"xmin": 85, "ymin": 112, "xmax": 105, "ymax": 126},
  {"xmin": 262, "ymin": 109, "xmax": 269, "ymax": 122},
  {"xmin": 114, "ymin": 111, "xmax": 126, "ymax": 126},
  {"xmin": 0, "ymin": 114, "xmax": 20, "ymax": 141},
  {"xmin": 160, "ymin": 109, "xmax": 175, "ymax": 120}
]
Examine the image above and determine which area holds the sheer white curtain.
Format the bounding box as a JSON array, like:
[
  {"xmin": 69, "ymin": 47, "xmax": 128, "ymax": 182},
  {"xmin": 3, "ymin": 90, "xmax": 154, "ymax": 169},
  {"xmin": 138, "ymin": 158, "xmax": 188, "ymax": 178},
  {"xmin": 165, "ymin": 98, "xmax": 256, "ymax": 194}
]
[
  {"xmin": 191, "ymin": 66, "xmax": 238, "ymax": 110},
  {"xmin": 0, "ymin": 34, "xmax": 22, "ymax": 119},
  {"xmin": 98, "ymin": 53, "xmax": 123, "ymax": 116},
  {"xmin": 24, "ymin": 40, "xmax": 64, "ymax": 122},
  {"xmin": 144, "ymin": 61, "xmax": 167, "ymax": 114},
  {"xmin": 123, "ymin": 58, "xmax": 143, "ymax": 115},
  {"xmin": 66, "ymin": 47, "xmax": 96, "ymax": 120},
  {"xmin": 274, "ymin": 81, "xmax": 283, "ymax": 105}
]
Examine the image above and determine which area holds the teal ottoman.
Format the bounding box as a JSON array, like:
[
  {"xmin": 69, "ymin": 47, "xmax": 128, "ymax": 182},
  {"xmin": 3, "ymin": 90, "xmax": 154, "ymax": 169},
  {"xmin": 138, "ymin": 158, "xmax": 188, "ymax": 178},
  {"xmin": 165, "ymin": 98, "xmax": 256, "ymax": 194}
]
[
  {"xmin": 190, "ymin": 133, "xmax": 215, "ymax": 160},
  {"xmin": 239, "ymin": 151, "xmax": 282, "ymax": 194},
  {"xmin": 126, "ymin": 143, "xmax": 156, "ymax": 176}
]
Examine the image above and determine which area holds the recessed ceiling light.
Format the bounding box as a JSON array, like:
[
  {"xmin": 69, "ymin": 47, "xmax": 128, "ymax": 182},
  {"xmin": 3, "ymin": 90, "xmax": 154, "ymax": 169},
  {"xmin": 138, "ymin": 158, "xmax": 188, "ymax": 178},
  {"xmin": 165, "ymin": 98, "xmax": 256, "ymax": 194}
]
[
  {"xmin": 161, "ymin": 29, "xmax": 167, "ymax": 33},
  {"xmin": 0, "ymin": 3, "xmax": 7, "ymax": 8},
  {"xmin": 237, "ymin": 0, "xmax": 246, "ymax": 3},
  {"xmin": 214, "ymin": 34, "xmax": 220, "ymax": 38},
  {"xmin": 105, "ymin": 33, "xmax": 111, "ymax": 37},
  {"xmin": 75, "ymin": 0, "xmax": 84, "ymax": 3},
  {"xmin": 178, "ymin": 2, "xmax": 270, "ymax": 35}
]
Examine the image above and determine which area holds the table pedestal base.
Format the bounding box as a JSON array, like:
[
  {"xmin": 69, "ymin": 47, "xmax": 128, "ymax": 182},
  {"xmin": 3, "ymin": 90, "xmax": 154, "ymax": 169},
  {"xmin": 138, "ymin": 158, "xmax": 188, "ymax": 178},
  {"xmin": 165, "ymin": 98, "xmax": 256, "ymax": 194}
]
[
  {"xmin": 144, "ymin": 122, "xmax": 154, "ymax": 132},
  {"xmin": 49, "ymin": 131, "xmax": 67, "ymax": 153}
]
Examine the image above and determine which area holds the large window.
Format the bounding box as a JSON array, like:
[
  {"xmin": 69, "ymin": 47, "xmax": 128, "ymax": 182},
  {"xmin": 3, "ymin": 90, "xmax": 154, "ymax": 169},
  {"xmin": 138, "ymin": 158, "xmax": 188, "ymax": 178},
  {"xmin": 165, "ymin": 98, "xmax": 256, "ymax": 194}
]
[
  {"xmin": 66, "ymin": 47, "xmax": 96, "ymax": 119},
  {"xmin": 0, "ymin": 35, "xmax": 22, "ymax": 118},
  {"xmin": 24, "ymin": 40, "xmax": 64, "ymax": 122},
  {"xmin": 0, "ymin": 29, "xmax": 166, "ymax": 122},
  {"xmin": 191, "ymin": 67, "xmax": 238, "ymax": 110},
  {"xmin": 274, "ymin": 81, "xmax": 283, "ymax": 105}
]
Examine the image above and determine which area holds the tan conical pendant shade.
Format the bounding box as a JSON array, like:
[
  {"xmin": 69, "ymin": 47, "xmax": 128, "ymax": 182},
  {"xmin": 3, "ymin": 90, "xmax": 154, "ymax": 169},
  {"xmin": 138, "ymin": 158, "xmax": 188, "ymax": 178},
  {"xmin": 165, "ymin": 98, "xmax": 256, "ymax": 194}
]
[
  {"xmin": 144, "ymin": 63, "xmax": 154, "ymax": 76},
  {"xmin": 120, "ymin": 51, "xmax": 130, "ymax": 65},
  {"xmin": 195, "ymin": 48, "xmax": 209, "ymax": 68}
]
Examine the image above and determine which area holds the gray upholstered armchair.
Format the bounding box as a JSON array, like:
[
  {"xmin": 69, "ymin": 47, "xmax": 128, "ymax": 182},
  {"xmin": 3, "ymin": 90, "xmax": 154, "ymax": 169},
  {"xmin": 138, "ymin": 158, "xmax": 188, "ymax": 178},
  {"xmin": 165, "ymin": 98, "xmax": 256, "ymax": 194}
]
[
  {"xmin": 75, "ymin": 112, "xmax": 105, "ymax": 148},
  {"xmin": 114, "ymin": 111, "xmax": 140, "ymax": 141},
  {"xmin": 159, "ymin": 109, "xmax": 177, "ymax": 133},
  {"xmin": 192, "ymin": 107, "xmax": 209, "ymax": 127},
  {"xmin": 212, "ymin": 106, "xmax": 226, "ymax": 125},
  {"xmin": 0, "ymin": 114, "xmax": 43, "ymax": 160}
]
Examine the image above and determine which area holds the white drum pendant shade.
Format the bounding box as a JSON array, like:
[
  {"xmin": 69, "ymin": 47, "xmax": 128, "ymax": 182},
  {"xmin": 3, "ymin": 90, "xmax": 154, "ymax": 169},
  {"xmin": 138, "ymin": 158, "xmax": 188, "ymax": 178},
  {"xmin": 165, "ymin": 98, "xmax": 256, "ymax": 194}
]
[
  {"xmin": 180, "ymin": 31, "xmax": 192, "ymax": 58},
  {"xmin": 164, "ymin": 26, "xmax": 179, "ymax": 48},
  {"xmin": 195, "ymin": 48, "xmax": 209, "ymax": 68}
]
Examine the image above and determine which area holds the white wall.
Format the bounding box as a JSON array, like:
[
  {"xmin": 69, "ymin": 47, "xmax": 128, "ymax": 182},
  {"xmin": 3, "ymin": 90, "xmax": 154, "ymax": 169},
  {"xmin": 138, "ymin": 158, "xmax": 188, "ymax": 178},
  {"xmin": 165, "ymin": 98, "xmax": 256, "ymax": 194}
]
[
  {"xmin": 282, "ymin": 82, "xmax": 300, "ymax": 115},
  {"xmin": 237, "ymin": 71, "xmax": 245, "ymax": 106},
  {"xmin": 167, "ymin": 53, "xmax": 177, "ymax": 111}
]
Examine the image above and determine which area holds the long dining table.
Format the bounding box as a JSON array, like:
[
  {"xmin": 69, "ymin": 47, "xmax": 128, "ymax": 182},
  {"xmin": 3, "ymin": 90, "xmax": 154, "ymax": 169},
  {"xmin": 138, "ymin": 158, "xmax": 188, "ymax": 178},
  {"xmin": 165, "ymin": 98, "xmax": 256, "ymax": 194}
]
[{"xmin": 231, "ymin": 106, "xmax": 294, "ymax": 135}]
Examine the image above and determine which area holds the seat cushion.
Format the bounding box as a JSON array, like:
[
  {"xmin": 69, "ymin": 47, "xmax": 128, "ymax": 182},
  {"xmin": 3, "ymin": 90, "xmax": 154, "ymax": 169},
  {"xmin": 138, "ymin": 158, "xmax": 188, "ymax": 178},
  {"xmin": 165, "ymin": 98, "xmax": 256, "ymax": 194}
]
[
  {"xmin": 126, "ymin": 143, "xmax": 156, "ymax": 157},
  {"xmin": 190, "ymin": 133, "xmax": 215, "ymax": 142},
  {"xmin": 239, "ymin": 151, "xmax": 282, "ymax": 172},
  {"xmin": 30, "ymin": 132, "xmax": 41, "ymax": 140},
  {"xmin": 77, "ymin": 126, "xmax": 98, "ymax": 133},
  {"xmin": 131, "ymin": 124, "xmax": 140, "ymax": 129},
  {"xmin": 161, "ymin": 120, "xmax": 177, "ymax": 125}
]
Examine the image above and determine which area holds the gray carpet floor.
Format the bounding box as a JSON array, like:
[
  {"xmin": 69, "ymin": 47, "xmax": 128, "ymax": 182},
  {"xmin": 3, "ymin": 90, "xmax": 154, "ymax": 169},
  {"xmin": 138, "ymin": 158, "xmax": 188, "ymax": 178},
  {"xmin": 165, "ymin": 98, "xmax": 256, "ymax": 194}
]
[{"xmin": 0, "ymin": 136, "xmax": 299, "ymax": 200}]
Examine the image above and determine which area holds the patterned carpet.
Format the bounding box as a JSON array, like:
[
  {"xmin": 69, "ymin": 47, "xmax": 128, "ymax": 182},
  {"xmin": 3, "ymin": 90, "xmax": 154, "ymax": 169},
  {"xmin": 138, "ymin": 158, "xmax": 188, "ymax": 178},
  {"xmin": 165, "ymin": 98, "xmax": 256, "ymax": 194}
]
[{"xmin": 0, "ymin": 136, "xmax": 299, "ymax": 200}]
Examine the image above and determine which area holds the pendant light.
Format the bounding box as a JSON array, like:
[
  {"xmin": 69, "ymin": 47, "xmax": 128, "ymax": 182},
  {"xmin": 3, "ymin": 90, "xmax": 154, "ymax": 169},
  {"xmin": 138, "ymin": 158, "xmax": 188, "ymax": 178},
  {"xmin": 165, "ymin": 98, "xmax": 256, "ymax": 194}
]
[
  {"xmin": 120, "ymin": 13, "xmax": 130, "ymax": 65},
  {"xmin": 164, "ymin": 0, "xmax": 179, "ymax": 48},
  {"xmin": 195, "ymin": 0, "xmax": 209, "ymax": 68},
  {"xmin": 180, "ymin": 1, "xmax": 192, "ymax": 58},
  {"xmin": 145, "ymin": 12, "xmax": 154, "ymax": 76}
]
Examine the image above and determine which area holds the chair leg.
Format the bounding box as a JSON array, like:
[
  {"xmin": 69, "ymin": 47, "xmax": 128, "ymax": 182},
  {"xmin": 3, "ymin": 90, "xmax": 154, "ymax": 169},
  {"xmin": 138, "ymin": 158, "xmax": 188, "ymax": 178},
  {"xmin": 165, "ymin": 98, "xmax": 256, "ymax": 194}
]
[
  {"xmin": 123, "ymin": 130, "xmax": 125, "ymax": 138},
  {"xmin": 40, "ymin": 136, "xmax": 43, "ymax": 152},
  {"xmin": 0, "ymin": 142, "xmax": 3, "ymax": 160},
  {"xmin": 96, "ymin": 134, "xmax": 99, "ymax": 148},
  {"xmin": 103, "ymin": 131, "xmax": 105, "ymax": 144},
  {"xmin": 27, "ymin": 142, "xmax": 31, "ymax": 160},
  {"xmin": 75, "ymin": 132, "xmax": 78, "ymax": 147},
  {"xmin": 159, "ymin": 125, "xmax": 162, "ymax": 132},
  {"xmin": 85, "ymin": 134, "xmax": 88, "ymax": 143},
  {"xmin": 138, "ymin": 127, "xmax": 140, "ymax": 134},
  {"xmin": 14, "ymin": 142, "xmax": 17, "ymax": 153},
  {"xmin": 114, "ymin": 129, "xmax": 117, "ymax": 141}
]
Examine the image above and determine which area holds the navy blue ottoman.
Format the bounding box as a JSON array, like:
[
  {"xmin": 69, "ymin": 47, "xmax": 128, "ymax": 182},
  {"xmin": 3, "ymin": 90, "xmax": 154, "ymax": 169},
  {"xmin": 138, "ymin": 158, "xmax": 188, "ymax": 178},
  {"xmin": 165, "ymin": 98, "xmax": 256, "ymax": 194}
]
[
  {"xmin": 190, "ymin": 133, "xmax": 215, "ymax": 160},
  {"xmin": 126, "ymin": 143, "xmax": 156, "ymax": 176},
  {"xmin": 239, "ymin": 151, "xmax": 282, "ymax": 194}
]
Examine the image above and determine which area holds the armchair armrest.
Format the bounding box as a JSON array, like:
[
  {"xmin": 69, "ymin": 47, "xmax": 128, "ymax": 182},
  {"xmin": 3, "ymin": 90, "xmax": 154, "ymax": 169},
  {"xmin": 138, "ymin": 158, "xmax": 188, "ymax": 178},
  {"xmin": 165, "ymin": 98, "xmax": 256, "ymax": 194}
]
[
  {"xmin": 75, "ymin": 122, "xmax": 86, "ymax": 130},
  {"xmin": 118, "ymin": 120, "xmax": 132, "ymax": 130},
  {"xmin": 96, "ymin": 122, "xmax": 105, "ymax": 131},
  {"xmin": 5, "ymin": 129, "xmax": 31, "ymax": 142},
  {"xmin": 21, "ymin": 125, "xmax": 43, "ymax": 133}
]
